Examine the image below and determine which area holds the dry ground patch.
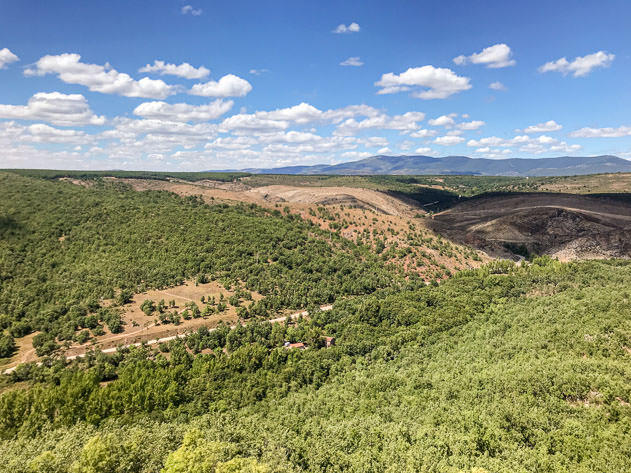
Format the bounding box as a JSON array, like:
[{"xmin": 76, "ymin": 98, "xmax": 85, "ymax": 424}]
[{"xmin": 3, "ymin": 281, "xmax": 265, "ymax": 367}]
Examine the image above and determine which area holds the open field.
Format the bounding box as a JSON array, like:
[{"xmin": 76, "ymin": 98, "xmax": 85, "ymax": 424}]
[{"xmin": 0, "ymin": 280, "xmax": 264, "ymax": 370}]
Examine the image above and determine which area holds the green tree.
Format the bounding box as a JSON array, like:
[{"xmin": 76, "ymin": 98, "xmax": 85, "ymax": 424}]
[{"xmin": 0, "ymin": 333, "xmax": 16, "ymax": 358}]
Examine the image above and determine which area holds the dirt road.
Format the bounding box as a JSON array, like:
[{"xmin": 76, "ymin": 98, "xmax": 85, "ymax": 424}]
[{"xmin": 2, "ymin": 305, "xmax": 334, "ymax": 374}]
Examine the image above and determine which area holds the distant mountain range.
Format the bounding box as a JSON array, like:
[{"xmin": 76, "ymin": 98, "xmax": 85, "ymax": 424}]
[{"xmin": 230, "ymin": 155, "xmax": 631, "ymax": 177}]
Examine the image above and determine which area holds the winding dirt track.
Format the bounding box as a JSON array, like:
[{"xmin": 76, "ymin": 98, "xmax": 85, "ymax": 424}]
[{"xmin": 2, "ymin": 305, "xmax": 333, "ymax": 374}]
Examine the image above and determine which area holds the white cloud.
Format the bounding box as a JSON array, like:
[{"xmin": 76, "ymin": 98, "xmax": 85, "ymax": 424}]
[
  {"xmin": 340, "ymin": 57, "xmax": 364, "ymax": 67},
  {"xmin": 333, "ymin": 22, "xmax": 360, "ymax": 34},
  {"xmin": 361, "ymin": 136, "xmax": 389, "ymax": 148},
  {"xmin": 457, "ymin": 120, "xmax": 485, "ymax": 130},
  {"xmin": 22, "ymin": 123, "xmax": 93, "ymax": 144},
  {"xmin": 539, "ymin": 51, "xmax": 615, "ymax": 77},
  {"xmin": 467, "ymin": 134, "xmax": 581, "ymax": 155},
  {"xmin": 410, "ymin": 128, "xmax": 438, "ymax": 138},
  {"xmin": 569, "ymin": 125, "xmax": 631, "ymax": 138},
  {"xmin": 453, "ymin": 44, "xmax": 515, "ymax": 68},
  {"xmin": 25, "ymin": 53, "xmax": 175, "ymax": 99},
  {"xmin": 204, "ymin": 136, "xmax": 258, "ymax": 150},
  {"xmin": 415, "ymin": 147, "xmax": 434, "ymax": 154},
  {"xmin": 212, "ymin": 103, "xmax": 382, "ymax": 138},
  {"xmin": 0, "ymin": 92, "xmax": 105, "ymax": 126},
  {"xmin": 341, "ymin": 151, "xmax": 372, "ymax": 159},
  {"xmin": 181, "ymin": 5, "xmax": 202, "ymax": 16},
  {"xmin": 249, "ymin": 68, "xmax": 269, "ymax": 75},
  {"xmin": 219, "ymin": 114, "xmax": 289, "ymax": 134},
  {"xmin": 428, "ymin": 115, "xmax": 455, "ymax": 127},
  {"xmin": 434, "ymin": 135, "xmax": 465, "ymax": 146},
  {"xmin": 0, "ymin": 121, "xmax": 94, "ymax": 145},
  {"xmin": 262, "ymin": 102, "xmax": 325, "ymax": 123},
  {"xmin": 133, "ymin": 99, "xmax": 233, "ymax": 122},
  {"xmin": 103, "ymin": 118, "xmax": 218, "ymax": 151},
  {"xmin": 334, "ymin": 111, "xmax": 426, "ymax": 136},
  {"xmin": 0, "ymin": 48, "xmax": 19, "ymax": 69},
  {"xmin": 375, "ymin": 65, "xmax": 471, "ymax": 99},
  {"xmin": 139, "ymin": 60, "xmax": 210, "ymax": 79},
  {"xmin": 259, "ymin": 130, "xmax": 324, "ymax": 145},
  {"xmin": 521, "ymin": 120, "xmax": 562, "ymax": 134},
  {"xmin": 377, "ymin": 147, "xmax": 391, "ymax": 154},
  {"xmin": 489, "ymin": 81, "xmax": 506, "ymax": 91},
  {"xmin": 340, "ymin": 56, "xmax": 364, "ymax": 67},
  {"xmin": 189, "ymin": 74, "xmax": 252, "ymax": 97}
]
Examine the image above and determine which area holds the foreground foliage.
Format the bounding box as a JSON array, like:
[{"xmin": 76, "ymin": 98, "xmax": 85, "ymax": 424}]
[{"xmin": 1, "ymin": 258, "xmax": 630, "ymax": 472}]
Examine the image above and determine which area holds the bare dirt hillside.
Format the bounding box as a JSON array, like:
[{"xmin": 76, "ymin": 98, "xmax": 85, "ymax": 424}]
[
  {"xmin": 246, "ymin": 185, "xmax": 415, "ymax": 215},
  {"xmin": 429, "ymin": 193, "xmax": 631, "ymax": 260},
  {"xmin": 113, "ymin": 178, "xmax": 418, "ymax": 216}
]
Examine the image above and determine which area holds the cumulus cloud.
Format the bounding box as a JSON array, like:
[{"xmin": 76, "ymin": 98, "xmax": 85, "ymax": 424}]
[
  {"xmin": 25, "ymin": 53, "xmax": 175, "ymax": 99},
  {"xmin": 139, "ymin": 60, "xmax": 210, "ymax": 79},
  {"xmin": 0, "ymin": 48, "xmax": 19, "ymax": 69},
  {"xmin": 261, "ymin": 102, "xmax": 327, "ymax": 124},
  {"xmin": 539, "ymin": 51, "xmax": 615, "ymax": 77},
  {"xmin": 0, "ymin": 121, "xmax": 95, "ymax": 146},
  {"xmin": 428, "ymin": 115, "xmax": 456, "ymax": 127},
  {"xmin": 220, "ymin": 103, "xmax": 382, "ymax": 134},
  {"xmin": 521, "ymin": 120, "xmax": 562, "ymax": 134},
  {"xmin": 375, "ymin": 65, "xmax": 471, "ymax": 99},
  {"xmin": 249, "ymin": 68, "xmax": 269, "ymax": 75},
  {"xmin": 467, "ymin": 134, "xmax": 581, "ymax": 154},
  {"xmin": 410, "ymin": 128, "xmax": 438, "ymax": 138},
  {"xmin": 333, "ymin": 22, "xmax": 360, "ymax": 34},
  {"xmin": 22, "ymin": 123, "xmax": 94, "ymax": 144},
  {"xmin": 189, "ymin": 74, "xmax": 252, "ymax": 97},
  {"xmin": 489, "ymin": 81, "xmax": 506, "ymax": 91},
  {"xmin": 569, "ymin": 125, "xmax": 631, "ymax": 138},
  {"xmin": 0, "ymin": 92, "xmax": 105, "ymax": 126},
  {"xmin": 362, "ymin": 136, "xmax": 389, "ymax": 148},
  {"xmin": 334, "ymin": 111, "xmax": 426, "ymax": 136},
  {"xmin": 219, "ymin": 114, "xmax": 289, "ymax": 134},
  {"xmin": 415, "ymin": 147, "xmax": 434, "ymax": 154},
  {"xmin": 106, "ymin": 118, "xmax": 218, "ymax": 147},
  {"xmin": 181, "ymin": 5, "xmax": 202, "ymax": 16},
  {"xmin": 457, "ymin": 120, "xmax": 485, "ymax": 130},
  {"xmin": 434, "ymin": 135, "xmax": 465, "ymax": 146},
  {"xmin": 453, "ymin": 43, "xmax": 515, "ymax": 68},
  {"xmin": 133, "ymin": 99, "xmax": 233, "ymax": 122},
  {"xmin": 340, "ymin": 57, "xmax": 364, "ymax": 67}
]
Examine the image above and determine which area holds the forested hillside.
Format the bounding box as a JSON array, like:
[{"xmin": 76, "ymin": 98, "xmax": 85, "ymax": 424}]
[
  {"xmin": 1, "ymin": 258, "xmax": 630, "ymax": 472},
  {"xmin": 0, "ymin": 172, "xmax": 399, "ymax": 354}
]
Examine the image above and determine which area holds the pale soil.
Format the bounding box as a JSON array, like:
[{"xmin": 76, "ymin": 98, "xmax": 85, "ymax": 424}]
[
  {"xmin": 2, "ymin": 280, "xmax": 263, "ymax": 371},
  {"xmin": 110, "ymin": 178, "xmax": 421, "ymax": 217},
  {"xmin": 3, "ymin": 305, "xmax": 334, "ymax": 374},
  {"xmin": 246, "ymin": 185, "xmax": 417, "ymax": 216}
]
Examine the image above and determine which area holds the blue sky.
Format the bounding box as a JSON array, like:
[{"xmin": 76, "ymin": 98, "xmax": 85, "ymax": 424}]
[{"xmin": 0, "ymin": 0, "xmax": 630, "ymax": 170}]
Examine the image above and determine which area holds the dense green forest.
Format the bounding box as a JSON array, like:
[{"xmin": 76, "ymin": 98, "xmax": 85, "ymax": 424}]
[
  {"xmin": 0, "ymin": 172, "xmax": 400, "ymax": 347},
  {"xmin": 1, "ymin": 258, "xmax": 630, "ymax": 472},
  {"xmin": 2, "ymin": 171, "xmax": 631, "ymax": 472},
  {"xmin": 2, "ymin": 169, "xmax": 250, "ymax": 182}
]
